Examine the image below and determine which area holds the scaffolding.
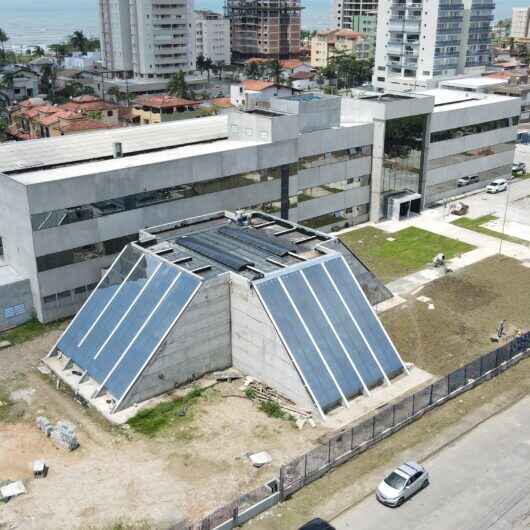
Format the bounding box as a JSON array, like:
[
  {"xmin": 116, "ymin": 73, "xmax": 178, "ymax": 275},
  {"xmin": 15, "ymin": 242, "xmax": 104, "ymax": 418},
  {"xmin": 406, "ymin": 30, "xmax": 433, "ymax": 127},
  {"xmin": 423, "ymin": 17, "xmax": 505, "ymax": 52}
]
[{"xmin": 225, "ymin": 0, "xmax": 303, "ymax": 61}]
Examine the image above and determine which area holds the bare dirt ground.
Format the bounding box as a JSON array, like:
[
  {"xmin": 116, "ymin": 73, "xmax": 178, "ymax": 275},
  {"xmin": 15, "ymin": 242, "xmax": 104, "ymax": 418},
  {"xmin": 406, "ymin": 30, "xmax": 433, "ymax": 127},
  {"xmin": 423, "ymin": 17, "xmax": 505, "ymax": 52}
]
[
  {"xmin": 381, "ymin": 255, "xmax": 530, "ymax": 375},
  {"xmin": 0, "ymin": 328, "xmax": 328, "ymax": 530}
]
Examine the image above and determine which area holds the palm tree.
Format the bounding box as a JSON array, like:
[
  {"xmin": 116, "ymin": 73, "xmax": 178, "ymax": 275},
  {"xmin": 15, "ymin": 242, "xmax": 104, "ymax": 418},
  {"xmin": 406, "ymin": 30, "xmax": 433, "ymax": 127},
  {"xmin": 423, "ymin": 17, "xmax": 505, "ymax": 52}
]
[
  {"xmin": 204, "ymin": 57, "xmax": 214, "ymax": 84},
  {"xmin": 0, "ymin": 72, "xmax": 14, "ymax": 104},
  {"xmin": 107, "ymin": 86, "xmax": 122, "ymax": 102},
  {"xmin": 268, "ymin": 59, "xmax": 284, "ymax": 85},
  {"xmin": 49, "ymin": 43, "xmax": 71, "ymax": 65},
  {"xmin": 0, "ymin": 28, "xmax": 9, "ymax": 63},
  {"xmin": 40, "ymin": 64, "xmax": 57, "ymax": 99},
  {"xmin": 69, "ymin": 30, "xmax": 88, "ymax": 54},
  {"xmin": 196, "ymin": 54, "xmax": 206, "ymax": 77},
  {"xmin": 167, "ymin": 71, "xmax": 190, "ymax": 99},
  {"xmin": 33, "ymin": 46, "xmax": 45, "ymax": 57}
]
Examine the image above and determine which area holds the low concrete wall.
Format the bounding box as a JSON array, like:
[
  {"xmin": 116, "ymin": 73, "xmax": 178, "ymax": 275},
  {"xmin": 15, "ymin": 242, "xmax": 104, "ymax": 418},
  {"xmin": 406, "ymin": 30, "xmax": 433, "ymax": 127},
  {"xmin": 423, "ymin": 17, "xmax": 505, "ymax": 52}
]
[{"xmin": 0, "ymin": 269, "xmax": 33, "ymax": 332}]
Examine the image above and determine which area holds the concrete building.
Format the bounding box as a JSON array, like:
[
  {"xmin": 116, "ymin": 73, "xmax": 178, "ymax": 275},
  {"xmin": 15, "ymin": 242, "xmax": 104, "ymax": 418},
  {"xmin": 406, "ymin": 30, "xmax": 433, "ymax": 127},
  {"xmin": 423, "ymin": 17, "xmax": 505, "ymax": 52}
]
[
  {"xmin": 45, "ymin": 210, "xmax": 406, "ymax": 420},
  {"xmin": 311, "ymin": 29, "xmax": 371, "ymax": 69},
  {"xmin": 511, "ymin": 8, "xmax": 530, "ymax": 39},
  {"xmin": 226, "ymin": 0, "xmax": 302, "ymax": 61},
  {"xmin": 0, "ymin": 90, "xmax": 519, "ymax": 327},
  {"xmin": 99, "ymin": 0, "xmax": 195, "ymax": 80},
  {"xmin": 373, "ymin": 0, "xmax": 495, "ymax": 92},
  {"xmin": 195, "ymin": 10, "xmax": 231, "ymax": 66},
  {"xmin": 331, "ymin": 0, "xmax": 378, "ymax": 49}
]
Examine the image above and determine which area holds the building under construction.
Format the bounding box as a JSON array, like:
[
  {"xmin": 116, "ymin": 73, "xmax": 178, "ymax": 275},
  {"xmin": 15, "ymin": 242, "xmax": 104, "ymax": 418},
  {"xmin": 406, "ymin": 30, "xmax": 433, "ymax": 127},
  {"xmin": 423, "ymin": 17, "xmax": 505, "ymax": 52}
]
[{"xmin": 225, "ymin": 0, "xmax": 302, "ymax": 61}]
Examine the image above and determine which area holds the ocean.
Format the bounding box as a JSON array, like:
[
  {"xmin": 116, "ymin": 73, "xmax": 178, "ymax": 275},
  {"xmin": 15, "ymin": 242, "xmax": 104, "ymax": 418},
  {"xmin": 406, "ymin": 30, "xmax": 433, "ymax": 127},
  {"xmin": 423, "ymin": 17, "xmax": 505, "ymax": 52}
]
[{"xmin": 0, "ymin": 0, "xmax": 512, "ymax": 50}]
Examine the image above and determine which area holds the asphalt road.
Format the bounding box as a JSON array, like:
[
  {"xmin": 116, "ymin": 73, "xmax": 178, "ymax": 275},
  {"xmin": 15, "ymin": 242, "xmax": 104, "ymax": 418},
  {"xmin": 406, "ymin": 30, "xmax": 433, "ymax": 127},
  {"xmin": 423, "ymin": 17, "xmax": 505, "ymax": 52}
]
[{"xmin": 333, "ymin": 395, "xmax": 530, "ymax": 530}]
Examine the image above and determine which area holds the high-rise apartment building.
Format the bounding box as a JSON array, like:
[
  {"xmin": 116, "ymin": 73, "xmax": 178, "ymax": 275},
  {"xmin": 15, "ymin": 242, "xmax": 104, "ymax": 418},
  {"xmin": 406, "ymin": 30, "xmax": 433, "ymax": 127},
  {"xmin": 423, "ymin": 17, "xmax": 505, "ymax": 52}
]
[
  {"xmin": 331, "ymin": 0, "xmax": 378, "ymax": 50},
  {"xmin": 511, "ymin": 8, "xmax": 530, "ymax": 39},
  {"xmin": 195, "ymin": 10, "xmax": 231, "ymax": 66},
  {"xmin": 373, "ymin": 0, "xmax": 495, "ymax": 91},
  {"xmin": 225, "ymin": 0, "xmax": 302, "ymax": 61},
  {"xmin": 99, "ymin": 0, "xmax": 195, "ymax": 80}
]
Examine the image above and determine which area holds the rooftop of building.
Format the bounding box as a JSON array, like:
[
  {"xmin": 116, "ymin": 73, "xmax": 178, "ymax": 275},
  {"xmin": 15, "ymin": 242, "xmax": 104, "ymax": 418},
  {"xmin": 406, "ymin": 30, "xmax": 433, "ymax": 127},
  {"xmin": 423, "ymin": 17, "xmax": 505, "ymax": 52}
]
[
  {"xmin": 241, "ymin": 79, "xmax": 276, "ymax": 91},
  {"xmin": 0, "ymin": 115, "xmax": 229, "ymax": 177},
  {"xmin": 138, "ymin": 211, "xmax": 345, "ymax": 282},
  {"xmin": 133, "ymin": 95, "xmax": 200, "ymax": 109},
  {"xmin": 440, "ymin": 76, "xmax": 509, "ymax": 88},
  {"xmin": 416, "ymin": 88, "xmax": 516, "ymax": 111}
]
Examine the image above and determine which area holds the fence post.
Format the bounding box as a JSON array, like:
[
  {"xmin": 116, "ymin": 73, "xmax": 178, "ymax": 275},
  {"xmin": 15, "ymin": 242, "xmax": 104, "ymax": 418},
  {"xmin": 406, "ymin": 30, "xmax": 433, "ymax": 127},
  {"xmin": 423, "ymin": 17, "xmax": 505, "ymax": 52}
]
[
  {"xmin": 429, "ymin": 384, "xmax": 433, "ymax": 406},
  {"xmin": 372, "ymin": 416, "xmax": 376, "ymax": 439},
  {"xmin": 304, "ymin": 454, "xmax": 307, "ymax": 486},
  {"xmin": 412, "ymin": 393, "xmax": 416, "ymax": 415},
  {"xmin": 392, "ymin": 404, "xmax": 396, "ymax": 426},
  {"xmin": 351, "ymin": 426, "xmax": 355, "ymax": 451},
  {"xmin": 464, "ymin": 364, "xmax": 468, "ymax": 383},
  {"xmin": 495, "ymin": 348, "xmax": 499, "ymax": 368},
  {"xmin": 480, "ymin": 355, "xmax": 483, "ymax": 377},
  {"xmin": 328, "ymin": 440, "xmax": 332, "ymax": 466}
]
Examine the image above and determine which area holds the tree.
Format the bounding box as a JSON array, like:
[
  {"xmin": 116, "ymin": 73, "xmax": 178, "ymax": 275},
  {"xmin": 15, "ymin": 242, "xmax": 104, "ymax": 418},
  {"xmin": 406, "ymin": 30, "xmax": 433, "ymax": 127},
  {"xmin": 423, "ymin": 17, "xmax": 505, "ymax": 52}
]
[
  {"xmin": 33, "ymin": 46, "xmax": 45, "ymax": 57},
  {"xmin": 86, "ymin": 38, "xmax": 100, "ymax": 52},
  {"xmin": 40, "ymin": 64, "xmax": 57, "ymax": 99},
  {"xmin": 167, "ymin": 71, "xmax": 190, "ymax": 98},
  {"xmin": 204, "ymin": 57, "xmax": 214, "ymax": 84},
  {"xmin": 107, "ymin": 86, "xmax": 122, "ymax": 102},
  {"xmin": 0, "ymin": 28, "xmax": 9, "ymax": 63},
  {"xmin": 245, "ymin": 61, "xmax": 261, "ymax": 80},
  {"xmin": 196, "ymin": 54, "xmax": 206, "ymax": 77},
  {"xmin": 69, "ymin": 30, "xmax": 88, "ymax": 54},
  {"xmin": 267, "ymin": 59, "xmax": 284, "ymax": 85},
  {"xmin": 49, "ymin": 43, "xmax": 71, "ymax": 64}
]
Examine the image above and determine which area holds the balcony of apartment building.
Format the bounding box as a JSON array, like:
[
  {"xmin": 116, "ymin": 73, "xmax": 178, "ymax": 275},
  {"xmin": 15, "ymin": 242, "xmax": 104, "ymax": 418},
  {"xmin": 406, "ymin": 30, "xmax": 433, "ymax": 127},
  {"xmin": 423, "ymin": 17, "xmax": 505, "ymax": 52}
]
[
  {"xmin": 387, "ymin": 55, "xmax": 418, "ymax": 69},
  {"xmin": 387, "ymin": 41, "xmax": 419, "ymax": 56},
  {"xmin": 389, "ymin": 16, "xmax": 422, "ymax": 33}
]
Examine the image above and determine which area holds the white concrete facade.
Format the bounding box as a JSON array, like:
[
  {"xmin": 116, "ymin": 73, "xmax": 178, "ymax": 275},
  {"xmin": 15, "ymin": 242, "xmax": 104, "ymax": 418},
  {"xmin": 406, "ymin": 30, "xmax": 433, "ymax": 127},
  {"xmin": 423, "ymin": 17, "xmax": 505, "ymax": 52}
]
[
  {"xmin": 99, "ymin": 0, "xmax": 195, "ymax": 79},
  {"xmin": 512, "ymin": 7, "xmax": 530, "ymax": 39},
  {"xmin": 373, "ymin": 0, "xmax": 494, "ymax": 92},
  {"xmin": 195, "ymin": 10, "xmax": 231, "ymax": 66},
  {"xmin": 0, "ymin": 91, "xmax": 519, "ymax": 324}
]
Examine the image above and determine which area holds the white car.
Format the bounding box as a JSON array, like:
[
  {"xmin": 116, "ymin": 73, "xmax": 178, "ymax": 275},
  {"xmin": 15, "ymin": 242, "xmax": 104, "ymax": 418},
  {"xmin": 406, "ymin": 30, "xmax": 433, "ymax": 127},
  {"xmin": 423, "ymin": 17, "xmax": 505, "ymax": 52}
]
[
  {"xmin": 486, "ymin": 178, "xmax": 508, "ymax": 194},
  {"xmin": 376, "ymin": 461, "xmax": 429, "ymax": 507}
]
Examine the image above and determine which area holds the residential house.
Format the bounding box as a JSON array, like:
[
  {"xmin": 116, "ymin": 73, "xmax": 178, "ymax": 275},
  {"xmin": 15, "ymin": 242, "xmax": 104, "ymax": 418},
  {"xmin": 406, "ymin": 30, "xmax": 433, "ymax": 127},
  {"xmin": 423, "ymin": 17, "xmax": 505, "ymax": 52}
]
[
  {"xmin": 131, "ymin": 95, "xmax": 202, "ymax": 124},
  {"xmin": 0, "ymin": 66, "xmax": 40, "ymax": 103},
  {"xmin": 230, "ymin": 80, "xmax": 298, "ymax": 108}
]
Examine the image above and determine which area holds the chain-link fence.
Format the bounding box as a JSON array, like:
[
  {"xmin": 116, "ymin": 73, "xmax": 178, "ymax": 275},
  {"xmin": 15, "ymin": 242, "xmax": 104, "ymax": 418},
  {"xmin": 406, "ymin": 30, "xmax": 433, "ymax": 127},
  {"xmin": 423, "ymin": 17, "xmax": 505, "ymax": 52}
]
[
  {"xmin": 182, "ymin": 332, "xmax": 530, "ymax": 529},
  {"xmin": 279, "ymin": 332, "xmax": 530, "ymax": 499}
]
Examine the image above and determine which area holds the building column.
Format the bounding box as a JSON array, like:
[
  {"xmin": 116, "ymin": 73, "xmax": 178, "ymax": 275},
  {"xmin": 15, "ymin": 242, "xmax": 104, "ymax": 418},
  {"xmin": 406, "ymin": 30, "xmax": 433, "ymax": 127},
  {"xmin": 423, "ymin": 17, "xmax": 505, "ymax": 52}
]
[{"xmin": 369, "ymin": 118, "xmax": 386, "ymax": 223}]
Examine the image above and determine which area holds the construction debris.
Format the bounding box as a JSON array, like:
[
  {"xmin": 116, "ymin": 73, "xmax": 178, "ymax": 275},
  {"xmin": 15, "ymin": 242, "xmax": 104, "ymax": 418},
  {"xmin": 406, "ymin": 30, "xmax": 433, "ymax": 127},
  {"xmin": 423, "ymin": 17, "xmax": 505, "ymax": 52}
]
[
  {"xmin": 243, "ymin": 380, "xmax": 312, "ymax": 421},
  {"xmin": 0, "ymin": 340, "xmax": 11, "ymax": 350},
  {"xmin": 36, "ymin": 417, "xmax": 79, "ymax": 451},
  {"xmin": 249, "ymin": 451, "xmax": 272, "ymax": 468},
  {"xmin": 0, "ymin": 481, "xmax": 26, "ymax": 502},
  {"xmin": 33, "ymin": 460, "xmax": 48, "ymax": 479},
  {"xmin": 416, "ymin": 295, "xmax": 432, "ymax": 304}
]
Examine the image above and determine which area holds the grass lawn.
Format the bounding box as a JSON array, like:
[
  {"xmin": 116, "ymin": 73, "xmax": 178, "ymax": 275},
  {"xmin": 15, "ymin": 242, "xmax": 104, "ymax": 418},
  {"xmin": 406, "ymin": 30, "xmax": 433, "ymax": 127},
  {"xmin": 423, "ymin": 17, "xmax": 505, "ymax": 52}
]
[
  {"xmin": 381, "ymin": 256, "xmax": 530, "ymax": 375},
  {"xmin": 339, "ymin": 226, "xmax": 474, "ymax": 283},
  {"xmin": 0, "ymin": 318, "xmax": 67, "ymax": 346},
  {"xmin": 452, "ymin": 215, "xmax": 530, "ymax": 247},
  {"xmin": 127, "ymin": 387, "xmax": 206, "ymax": 437}
]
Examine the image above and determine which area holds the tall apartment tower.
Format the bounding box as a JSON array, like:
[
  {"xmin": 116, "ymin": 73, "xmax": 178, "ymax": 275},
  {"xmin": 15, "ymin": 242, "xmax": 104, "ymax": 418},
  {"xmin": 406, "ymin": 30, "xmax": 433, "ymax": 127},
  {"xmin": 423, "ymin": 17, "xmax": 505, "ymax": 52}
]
[
  {"xmin": 195, "ymin": 10, "xmax": 231, "ymax": 66},
  {"xmin": 512, "ymin": 8, "xmax": 530, "ymax": 39},
  {"xmin": 373, "ymin": 0, "xmax": 495, "ymax": 91},
  {"xmin": 99, "ymin": 0, "xmax": 195, "ymax": 79},
  {"xmin": 332, "ymin": 0, "xmax": 378, "ymax": 32},
  {"xmin": 225, "ymin": 0, "xmax": 302, "ymax": 61}
]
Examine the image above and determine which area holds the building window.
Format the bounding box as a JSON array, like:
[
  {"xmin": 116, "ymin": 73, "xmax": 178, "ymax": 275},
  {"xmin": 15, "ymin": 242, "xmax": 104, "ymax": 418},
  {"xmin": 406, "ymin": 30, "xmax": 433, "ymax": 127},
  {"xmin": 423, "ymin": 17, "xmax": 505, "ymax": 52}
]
[{"xmin": 430, "ymin": 118, "xmax": 511, "ymax": 143}]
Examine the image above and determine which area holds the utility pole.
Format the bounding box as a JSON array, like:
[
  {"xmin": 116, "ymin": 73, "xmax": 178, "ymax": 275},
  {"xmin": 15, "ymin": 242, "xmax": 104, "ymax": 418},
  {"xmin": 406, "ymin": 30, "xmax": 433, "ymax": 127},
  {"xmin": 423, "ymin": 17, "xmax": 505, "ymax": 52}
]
[{"xmin": 499, "ymin": 177, "xmax": 512, "ymax": 256}]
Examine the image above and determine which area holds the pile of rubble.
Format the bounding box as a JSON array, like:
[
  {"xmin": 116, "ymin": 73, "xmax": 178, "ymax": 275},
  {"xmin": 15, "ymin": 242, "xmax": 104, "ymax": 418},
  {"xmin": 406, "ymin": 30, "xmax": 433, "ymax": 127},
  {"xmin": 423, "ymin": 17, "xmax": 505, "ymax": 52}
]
[
  {"xmin": 36, "ymin": 417, "xmax": 79, "ymax": 451},
  {"xmin": 242, "ymin": 378, "xmax": 314, "ymax": 428}
]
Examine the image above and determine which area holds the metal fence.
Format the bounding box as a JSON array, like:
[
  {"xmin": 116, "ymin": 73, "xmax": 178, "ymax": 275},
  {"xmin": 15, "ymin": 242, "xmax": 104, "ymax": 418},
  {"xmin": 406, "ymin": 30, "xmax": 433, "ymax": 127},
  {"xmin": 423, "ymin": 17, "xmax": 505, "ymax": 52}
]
[
  {"xmin": 183, "ymin": 332, "xmax": 530, "ymax": 528},
  {"xmin": 279, "ymin": 331, "xmax": 530, "ymax": 499}
]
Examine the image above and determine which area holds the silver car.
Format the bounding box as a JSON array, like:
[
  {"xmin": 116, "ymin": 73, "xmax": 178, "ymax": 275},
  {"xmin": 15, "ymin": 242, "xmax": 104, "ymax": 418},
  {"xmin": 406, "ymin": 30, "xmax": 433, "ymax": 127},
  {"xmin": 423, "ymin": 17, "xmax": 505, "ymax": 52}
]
[{"xmin": 376, "ymin": 461, "xmax": 429, "ymax": 507}]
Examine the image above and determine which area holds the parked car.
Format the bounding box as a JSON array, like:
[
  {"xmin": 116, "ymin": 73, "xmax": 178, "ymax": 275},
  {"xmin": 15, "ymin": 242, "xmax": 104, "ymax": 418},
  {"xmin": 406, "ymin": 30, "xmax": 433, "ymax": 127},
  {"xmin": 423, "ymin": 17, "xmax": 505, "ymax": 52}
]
[
  {"xmin": 298, "ymin": 518, "xmax": 336, "ymax": 530},
  {"xmin": 376, "ymin": 461, "xmax": 429, "ymax": 507},
  {"xmin": 486, "ymin": 178, "xmax": 508, "ymax": 194},
  {"xmin": 512, "ymin": 162, "xmax": 526, "ymax": 174},
  {"xmin": 457, "ymin": 175, "xmax": 480, "ymax": 187}
]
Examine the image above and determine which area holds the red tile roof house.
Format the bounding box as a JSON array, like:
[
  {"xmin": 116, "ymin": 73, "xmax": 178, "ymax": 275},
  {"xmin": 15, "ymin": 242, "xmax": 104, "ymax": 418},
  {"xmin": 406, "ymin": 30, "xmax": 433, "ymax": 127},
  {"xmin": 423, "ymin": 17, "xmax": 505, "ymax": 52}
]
[{"xmin": 131, "ymin": 95, "xmax": 202, "ymax": 124}]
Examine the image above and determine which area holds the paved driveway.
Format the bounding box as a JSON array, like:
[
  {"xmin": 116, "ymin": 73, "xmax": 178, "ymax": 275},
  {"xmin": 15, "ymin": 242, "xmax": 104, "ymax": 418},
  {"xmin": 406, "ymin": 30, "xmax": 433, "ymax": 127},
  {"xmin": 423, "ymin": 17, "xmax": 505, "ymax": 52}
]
[{"xmin": 333, "ymin": 396, "xmax": 530, "ymax": 530}]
